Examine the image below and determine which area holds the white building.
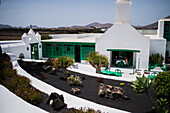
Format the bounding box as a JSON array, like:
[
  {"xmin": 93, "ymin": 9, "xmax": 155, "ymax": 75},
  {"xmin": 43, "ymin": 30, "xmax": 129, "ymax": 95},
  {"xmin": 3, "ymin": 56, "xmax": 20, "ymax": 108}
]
[
  {"xmin": 1, "ymin": 29, "xmax": 42, "ymax": 59},
  {"xmin": 1, "ymin": 0, "xmax": 169, "ymax": 71},
  {"xmin": 96, "ymin": 0, "xmax": 166, "ymax": 70}
]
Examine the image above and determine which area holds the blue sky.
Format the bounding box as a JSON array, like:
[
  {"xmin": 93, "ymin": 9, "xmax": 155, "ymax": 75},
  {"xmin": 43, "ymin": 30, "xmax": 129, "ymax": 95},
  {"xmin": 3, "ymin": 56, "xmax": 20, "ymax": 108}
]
[{"xmin": 0, "ymin": 0, "xmax": 170, "ymax": 27}]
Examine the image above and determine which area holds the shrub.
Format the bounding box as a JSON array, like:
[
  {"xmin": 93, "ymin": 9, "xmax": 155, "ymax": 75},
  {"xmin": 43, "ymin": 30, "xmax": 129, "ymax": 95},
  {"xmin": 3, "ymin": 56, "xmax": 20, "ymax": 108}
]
[
  {"xmin": 53, "ymin": 56, "xmax": 74, "ymax": 77},
  {"xmin": 149, "ymin": 53, "xmax": 164, "ymax": 64},
  {"xmin": 131, "ymin": 74, "xmax": 152, "ymax": 93},
  {"xmin": 67, "ymin": 75, "xmax": 83, "ymax": 86},
  {"xmin": 153, "ymin": 98, "xmax": 169, "ymax": 113},
  {"xmin": 3, "ymin": 75, "xmax": 30, "ymax": 92},
  {"xmin": 0, "ymin": 61, "xmax": 17, "ymax": 82},
  {"xmin": 0, "ymin": 53, "xmax": 42, "ymax": 105},
  {"xmin": 41, "ymin": 35, "xmax": 52, "ymax": 40},
  {"xmin": 67, "ymin": 107, "xmax": 101, "ymax": 113},
  {"xmin": 3, "ymin": 75, "xmax": 41, "ymax": 105},
  {"xmin": 154, "ymin": 71, "xmax": 170, "ymax": 101}
]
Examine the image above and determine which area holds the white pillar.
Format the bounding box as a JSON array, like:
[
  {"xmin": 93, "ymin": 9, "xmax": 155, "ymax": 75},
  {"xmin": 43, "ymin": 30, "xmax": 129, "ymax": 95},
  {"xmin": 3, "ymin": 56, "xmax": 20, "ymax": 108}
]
[{"xmin": 157, "ymin": 20, "xmax": 164, "ymax": 38}]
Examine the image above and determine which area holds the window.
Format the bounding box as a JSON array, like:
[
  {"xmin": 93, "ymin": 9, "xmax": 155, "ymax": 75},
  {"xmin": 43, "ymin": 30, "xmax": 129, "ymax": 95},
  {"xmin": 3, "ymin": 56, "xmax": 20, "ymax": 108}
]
[
  {"xmin": 56, "ymin": 47, "xmax": 59, "ymax": 51},
  {"xmin": 67, "ymin": 47, "xmax": 70, "ymax": 51}
]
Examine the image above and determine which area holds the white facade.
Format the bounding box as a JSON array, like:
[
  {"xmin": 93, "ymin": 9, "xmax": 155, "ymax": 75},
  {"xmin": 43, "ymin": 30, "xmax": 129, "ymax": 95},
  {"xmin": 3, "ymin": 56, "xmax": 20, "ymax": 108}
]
[
  {"xmin": 96, "ymin": 0, "xmax": 166, "ymax": 70},
  {"xmin": 157, "ymin": 19, "xmax": 170, "ymax": 57},
  {"xmin": 1, "ymin": 0, "xmax": 168, "ymax": 70},
  {"xmin": 1, "ymin": 29, "xmax": 41, "ymax": 59}
]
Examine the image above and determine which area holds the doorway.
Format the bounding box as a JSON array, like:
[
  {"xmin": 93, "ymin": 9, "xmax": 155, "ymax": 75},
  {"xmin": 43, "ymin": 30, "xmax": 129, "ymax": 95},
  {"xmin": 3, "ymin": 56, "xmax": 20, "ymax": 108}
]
[
  {"xmin": 75, "ymin": 45, "xmax": 80, "ymax": 62},
  {"xmin": 31, "ymin": 43, "xmax": 39, "ymax": 60},
  {"xmin": 111, "ymin": 51, "xmax": 133, "ymax": 66}
]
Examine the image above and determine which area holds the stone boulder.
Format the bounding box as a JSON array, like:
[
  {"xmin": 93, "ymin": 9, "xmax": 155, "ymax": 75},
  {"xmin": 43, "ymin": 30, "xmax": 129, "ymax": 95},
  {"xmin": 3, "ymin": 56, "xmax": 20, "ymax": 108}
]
[
  {"xmin": 71, "ymin": 88, "xmax": 81, "ymax": 94},
  {"xmin": 98, "ymin": 83, "xmax": 129, "ymax": 100},
  {"xmin": 42, "ymin": 65, "xmax": 52, "ymax": 72},
  {"xmin": 46, "ymin": 93, "xmax": 67, "ymax": 111},
  {"xmin": 53, "ymin": 98, "xmax": 66, "ymax": 111}
]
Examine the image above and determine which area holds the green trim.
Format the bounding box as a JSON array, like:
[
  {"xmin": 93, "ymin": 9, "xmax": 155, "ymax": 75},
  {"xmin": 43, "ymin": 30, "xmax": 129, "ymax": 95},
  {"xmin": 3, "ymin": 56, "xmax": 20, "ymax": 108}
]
[
  {"xmin": 41, "ymin": 41, "xmax": 95, "ymax": 45},
  {"xmin": 42, "ymin": 42, "xmax": 95, "ymax": 60},
  {"xmin": 31, "ymin": 43, "xmax": 39, "ymax": 60},
  {"xmin": 107, "ymin": 49, "xmax": 140, "ymax": 52}
]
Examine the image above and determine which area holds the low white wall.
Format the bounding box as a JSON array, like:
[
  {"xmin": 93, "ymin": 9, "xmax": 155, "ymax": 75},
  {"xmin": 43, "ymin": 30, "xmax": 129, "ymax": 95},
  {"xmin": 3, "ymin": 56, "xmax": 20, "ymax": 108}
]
[{"xmin": 1, "ymin": 43, "xmax": 31, "ymax": 59}]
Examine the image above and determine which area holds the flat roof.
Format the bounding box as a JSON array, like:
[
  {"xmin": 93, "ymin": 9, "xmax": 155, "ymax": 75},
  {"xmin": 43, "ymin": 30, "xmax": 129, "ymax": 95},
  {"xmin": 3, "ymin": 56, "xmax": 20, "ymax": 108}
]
[
  {"xmin": 42, "ymin": 33, "xmax": 103, "ymax": 43},
  {"xmin": 107, "ymin": 49, "xmax": 140, "ymax": 52}
]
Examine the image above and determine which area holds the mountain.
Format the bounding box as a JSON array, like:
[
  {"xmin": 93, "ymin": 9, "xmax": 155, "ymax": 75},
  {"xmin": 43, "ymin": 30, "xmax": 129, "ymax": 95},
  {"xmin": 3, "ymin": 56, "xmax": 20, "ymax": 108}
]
[
  {"xmin": 71, "ymin": 22, "xmax": 113, "ymax": 28},
  {"xmin": 134, "ymin": 22, "xmax": 158, "ymax": 29},
  {"xmin": 0, "ymin": 24, "xmax": 13, "ymax": 28},
  {"xmin": 84, "ymin": 22, "xmax": 113, "ymax": 28}
]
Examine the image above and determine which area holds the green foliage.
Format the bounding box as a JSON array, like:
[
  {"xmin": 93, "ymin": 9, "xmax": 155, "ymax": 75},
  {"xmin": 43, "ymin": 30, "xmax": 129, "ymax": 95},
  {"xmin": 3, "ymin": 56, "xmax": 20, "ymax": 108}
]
[
  {"xmin": 44, "ymin": 58, "xmax": 54, "ymax": 66},
  {"xmin": 131, "ymin": 74, "xmax": 152, "ymax": 93},
  {"xmin": 150, "ymin": 53, "xmax": 164, "ymax": 64},
  {"xmin": 153, "ymin": 98, "xmax": 169, "ymax": 113},
  {"xmin": 67, "ymin": 107, "xmax": 101, "ymax": 113},
  {"xmin": 3, "ymin": 75, "xmax": 41, "ymax": 105},
  {"xmin": 66, "ymin": 71, "xmax": 70, "ymax": 75},
  {"xmin": 0, "ymin": 53, "xmax": 17, "ymax": 82},
  {"xmin": 154, "ymin": 71, "xmax": 170, "ymax": 101},
  {"xmin": 92, "ymin": 30, "xmax": 104, "ymax": 33},
  {"xmin": 41, "ymin": 35, "xmax": 52, "ymax": 40},
  {"xmin": 87, "ymin": 51, "xmax": 109, "ymax": 73},
  {"xmin": 0, "ymin": 53, "xmax": 42, "ymax": 105},
  {"xmin": 53, "ymin": 56, "xmax": 74, "ymax": 70},
  {"xmin": 67, "ymin": 75, "xmax": 83, "ymax": 86}
]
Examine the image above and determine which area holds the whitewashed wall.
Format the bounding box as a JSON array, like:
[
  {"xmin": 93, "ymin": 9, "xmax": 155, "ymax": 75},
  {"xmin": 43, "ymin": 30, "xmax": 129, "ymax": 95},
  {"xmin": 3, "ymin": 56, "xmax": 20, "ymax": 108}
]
[
  {"xmin": 1, "ymin": 43, "xmax": 31, "ymax": 59},
  {"xmin": 96, "ymin": 23, "xmax": 150, "ymax": 70}
]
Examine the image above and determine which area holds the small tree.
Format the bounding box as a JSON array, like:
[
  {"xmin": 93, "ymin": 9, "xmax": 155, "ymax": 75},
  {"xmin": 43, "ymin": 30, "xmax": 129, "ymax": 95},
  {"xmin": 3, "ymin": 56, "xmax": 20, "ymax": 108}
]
[
  {"xmin": 87, "ymin": 51, "xmax": 109, "ymax": 74},
  {"xmin": 53, "ymin": 56, "xmax": 74, "ymax": 77}
]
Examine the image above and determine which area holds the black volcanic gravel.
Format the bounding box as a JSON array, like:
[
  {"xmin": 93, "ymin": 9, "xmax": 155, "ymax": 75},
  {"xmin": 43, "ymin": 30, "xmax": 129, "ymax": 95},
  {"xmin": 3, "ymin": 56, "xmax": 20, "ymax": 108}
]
[{"xmin": 18, "ymin": 60, "xmax": 158, "ymax": 113}]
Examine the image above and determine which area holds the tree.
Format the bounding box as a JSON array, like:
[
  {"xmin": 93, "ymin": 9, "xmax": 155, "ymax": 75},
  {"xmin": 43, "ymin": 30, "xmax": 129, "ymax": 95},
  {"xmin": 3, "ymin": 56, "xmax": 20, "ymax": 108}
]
[
  {"xmin": 87, "ymin": 51, "xmax": 109, "ymax": 74},
  {"xmin": 53, "ymin": 56, "xmax": 74, "ymax": 77}
]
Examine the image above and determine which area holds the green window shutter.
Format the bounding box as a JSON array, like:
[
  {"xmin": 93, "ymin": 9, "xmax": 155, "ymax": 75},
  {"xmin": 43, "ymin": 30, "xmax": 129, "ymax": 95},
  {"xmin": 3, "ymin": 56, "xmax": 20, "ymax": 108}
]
[
  {"xmin": 164, "ymin": 21, "xmax": 170, "ymax": 41},
  {"xmin": 81, "ymin": 45, "xmax": 95, "ymax": 60}
]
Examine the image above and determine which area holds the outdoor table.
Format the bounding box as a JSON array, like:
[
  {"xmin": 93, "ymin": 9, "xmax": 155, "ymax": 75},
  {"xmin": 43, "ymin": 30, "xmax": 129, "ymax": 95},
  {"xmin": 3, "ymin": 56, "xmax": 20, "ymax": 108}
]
[{"xmin": 116, "ymin": 60, "xmax": 126, "ymax": 65}]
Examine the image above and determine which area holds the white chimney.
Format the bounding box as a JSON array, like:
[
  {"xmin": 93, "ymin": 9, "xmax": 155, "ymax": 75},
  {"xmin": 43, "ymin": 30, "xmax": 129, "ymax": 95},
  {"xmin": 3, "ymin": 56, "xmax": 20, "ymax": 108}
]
[{"xmin": 115, "ymin": 0, "xmax": 131, "ymax": 24}]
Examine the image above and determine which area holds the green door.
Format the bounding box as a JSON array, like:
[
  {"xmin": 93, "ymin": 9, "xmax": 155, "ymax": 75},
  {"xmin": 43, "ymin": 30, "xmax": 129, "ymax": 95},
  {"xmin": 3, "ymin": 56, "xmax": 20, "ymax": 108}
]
[{"xmin": 31, "ymin": 43, "xmax": 39, "ymax": 60}]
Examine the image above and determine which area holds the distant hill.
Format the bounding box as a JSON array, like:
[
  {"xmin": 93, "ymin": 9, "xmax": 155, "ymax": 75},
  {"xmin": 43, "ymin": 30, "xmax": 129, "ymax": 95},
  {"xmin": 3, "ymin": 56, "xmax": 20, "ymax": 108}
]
[
  {"xmin": 84, "ymin": 22, "xmax": 113, "ymax": 28},
  {"xmin": 134, "ymin": 22, "xmax": 158, "ymax": 29},
  {"xmin": 0, "ymin": 24, "xmax": 13, "ymax": 28},
  {"xmin": 71, "ymin": 22, "xmax": 113, "ymax": 29},
  {"xmin": 26, "ymin": 25, "xmax": 39, "ymax": 28},
  {"xmin": 1, "ymin": 15, "xmax": 169, "ymax": 29}
]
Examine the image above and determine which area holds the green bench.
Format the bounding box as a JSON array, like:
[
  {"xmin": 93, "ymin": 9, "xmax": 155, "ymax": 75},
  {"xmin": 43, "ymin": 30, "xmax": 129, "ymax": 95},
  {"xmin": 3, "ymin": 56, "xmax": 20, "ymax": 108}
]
[{"xmin": 101, "ymin": 68, "xmax": 122, "ymax": 77}]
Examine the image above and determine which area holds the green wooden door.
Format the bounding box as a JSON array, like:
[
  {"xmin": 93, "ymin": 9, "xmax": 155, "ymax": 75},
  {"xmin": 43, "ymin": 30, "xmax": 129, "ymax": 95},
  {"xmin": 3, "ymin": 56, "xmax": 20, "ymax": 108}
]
[{"xmin": 31, "ymin": 43, "xmax": 39, "ymax": 60}]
